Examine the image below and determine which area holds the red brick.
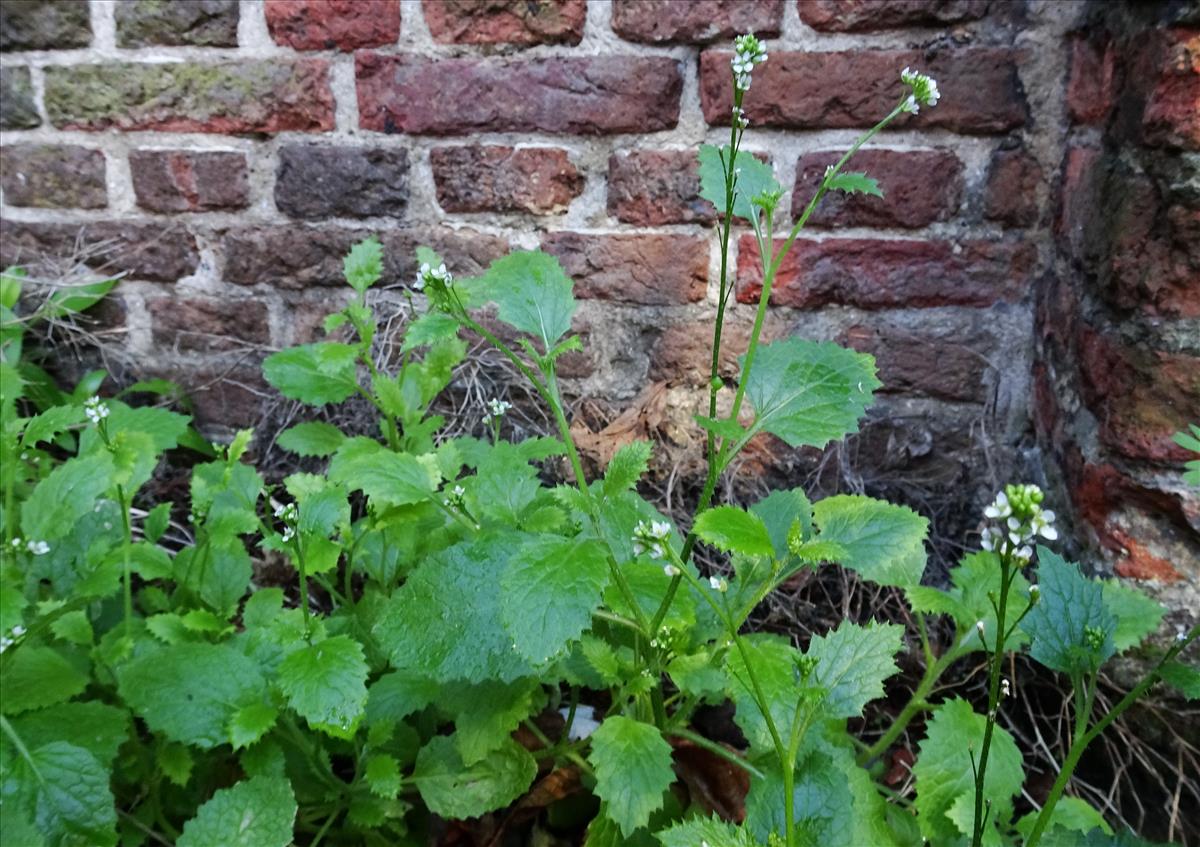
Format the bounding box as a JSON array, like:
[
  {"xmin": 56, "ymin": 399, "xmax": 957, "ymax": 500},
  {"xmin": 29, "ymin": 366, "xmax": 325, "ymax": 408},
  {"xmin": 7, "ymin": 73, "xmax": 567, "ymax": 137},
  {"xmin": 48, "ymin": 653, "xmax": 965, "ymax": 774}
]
[
  {"xmin": 431, "ymin": 146, "xmax": 583, "ymax": 214},
  {"xmin": 130, "ymin": 150, "xmax": 249, "ymax": 213},
  {"xmin": 649, "ymin": 319, "xmax": 751, "ymax": 385},
  {"xmin": 147, "ymin": 296, "xmax": 270, "ymax": 353},
  {"xmin": 797, "ymin": 0, "xmax": 987, "ymax": 32},
  {"xmin": 0, "ymin": 221, "xmax": 198, "ymax": 282},
  {"xmin": 424, "ymin": 0, "xmax": 585, "ymax": 45},
  {"xmin": 699, "ymin": 48, "xmax": 1026, "ymax": 134},
  {"xmin": 356, "ymin": 54, "xmax": 682, "ymax": 135},
  {"xmin": 612, "ymin": 0, "xmax": 782, "ymax": 44},
  {"xmin": 540, "ymin": 232, "xmax": 708, "ymax": 305},
  {"xmin": 0, "ymin": 144, "xmax": 106, "ymax": 209},
  {"xmin": 794, "ymin": 149, "xmax": 963, "ymax": 228},
  {"xmin": 736, "ymin": 236, "xmax": 1034, "ymax": 309},
  {"xmin": 1066, "ymin": 33, "xmax": 1115, "ymax": 125},
  {"xmin": 1056, "ymin": 144, "xmax": 1103, "ymax": 265},
  {"xmin": 983, "ymin": 145, "xmax": 1042, "ymax": 227},
  {"xmin": 839, "ymin": 322, "xmax": 988, "ymax": 403},
  {"xmin": 607, "ymin": 150, "xmax": 715, "ymax": 226},
  {"xmin": 44, "ymin": 60, "xmax": 334, "ymax": 133},
  {"xmin": 265, "ymin": 0, "xmax": 400, "ymax": 50},
  {"xmin": 1140, "ymin": 29, "xmax": 1200, "ymax": 149}
]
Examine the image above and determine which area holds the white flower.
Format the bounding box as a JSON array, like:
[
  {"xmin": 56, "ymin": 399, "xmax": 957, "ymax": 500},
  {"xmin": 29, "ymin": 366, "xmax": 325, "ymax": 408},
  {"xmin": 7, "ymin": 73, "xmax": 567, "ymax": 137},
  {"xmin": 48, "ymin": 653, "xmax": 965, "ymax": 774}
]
[
  {"xmin": 1031, "ymin": 509, "xmax": 1057, "ymax": 540},
  {"xmin": 1001, "ymin": 678, "xmax": 1011, "ymax": 698},
  {"xmin": 84, "ymin": 395, "xmax": 110, "ymax": 425},
  {"xmin": 11, "ymin": 625, "xmax": 25, "ymax": 637},
  {"xmin": 984, "ymin": 491, "xmax": 1012, "ymax": 520},
  {"xmin": 1029, "ymin": 585, "xmax": 1040, "ymax": 598},
  {"xmin": 25, "ymin": 540, "xmax": 49, "ymax": 556},
  {"xmin": 0, "ymin": 637, "xmax": 10, "ymax": 653},
  {"xmin": 281, "ymin": 526, "xmax": 295, "ymax": 543},
  {"xmin": 632, "ymin": 519, "xmax": 673, "ymax": 560},
  {"xmin": 415, "ymin": 261, "xmax": 453, "ymax": 291},
  {"xmin": 1014, "ymin": 545, "xmax": 1033, "ymax": 562},
  {"xmin": 487, "ymin": 398, "xmax": 512, "ymax": 418},
  {"xmin": 709, "ymin": 575, "xmax": 728, "ymax": 593},
  {"xmin": 9, "ymin": 537, "xmax": 22, "ymax": 549},
  {"xmin": 663, "ymin": 563, "xmax": 680, "ymax": 577},
  {"xmin": 901, "ymin": 94, "xmax": 919, "ymax": 114},
  {"xmin": 900, "ymin": 66, "xmax": 940, "ymax": 110},
  {"xmin": 732, "ymin": 106, "xmax": 749, "ymax": 128},
  {"xmin": 975, "ymin": 620, "xmax": 986, "ymax": 636}
]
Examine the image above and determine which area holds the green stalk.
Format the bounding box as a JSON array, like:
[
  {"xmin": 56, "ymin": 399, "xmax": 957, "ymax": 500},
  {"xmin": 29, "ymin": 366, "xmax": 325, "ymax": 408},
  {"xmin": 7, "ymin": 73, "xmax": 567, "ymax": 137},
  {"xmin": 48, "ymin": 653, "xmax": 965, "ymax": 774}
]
[
  {"xmin": 970, "ymin": 556, "xmax": 1015, "ymax": 847},
  {"xmin": 859, "ymin": 647, "xmax": 956, "ymax": 766},
  {"xmin": 117, "ymin": 485, "xmax": 134, "ymax": 638},
  {"xmin": 0, "ymin": 715, "xmax": 43, "ymax": 783}
]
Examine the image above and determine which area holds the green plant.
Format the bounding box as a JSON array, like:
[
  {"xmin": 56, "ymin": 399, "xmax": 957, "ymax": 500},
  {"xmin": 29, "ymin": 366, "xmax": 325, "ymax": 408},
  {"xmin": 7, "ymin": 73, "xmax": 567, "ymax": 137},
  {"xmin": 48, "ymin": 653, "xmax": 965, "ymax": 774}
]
[{"xmin": 1, "ymin": 36, "xmax": 1195, "ymax": 847}]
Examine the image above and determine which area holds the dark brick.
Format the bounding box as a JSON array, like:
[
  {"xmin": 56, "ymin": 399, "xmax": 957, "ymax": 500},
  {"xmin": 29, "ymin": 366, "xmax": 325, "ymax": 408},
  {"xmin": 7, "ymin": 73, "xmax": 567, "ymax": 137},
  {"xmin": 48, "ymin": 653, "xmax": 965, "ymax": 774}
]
[
  {"xmin": 0, "ymin": 67, "xmax": 40, "ymax": 130},
  {"xmin": 700, "ymin": 48, "xmax": 1027, "ymax": 134},
  {"xmin": 736, "ymin": 236, "xmax": 1034, "ymax": 309},
  {"xmin": 0, "ymin": 221, "xmax": 199, "ymax": 282},
  {"xmin": 983, "ymin": 145, "xmax": 1042, "ymax": 227},
  {"xmin": 44, "ymin": 60, "xmax": 334, "ymax": 133},
  {"xmin": 431, "ymin": 145, "xmax": 582, "ymax": 214},
  {"xmin": 797, "ymin": 0, "xmax": 988, "ymax": 32},
  {"xmin": 607, "ymin": 149, "xmax": 715, "ymax": 226},
  {"xmin": 0, "ymin": 0, "xmax": 91, "ymax": 50},
  {"xmin": 424, "ymin": 0, "xmax": 585, "ymax": 45},
  {"xmin": 0, "ymin": 144, "xmax": 106, "ymax": 209},
  {"xmin": 356, "ymin": 54, "xmax": 682, "ymax": 135},
  {"xmin": 1140, "ymin": 30, "xmax": 1199, "ymax": 150},
  {"xmin": 1066, "ymin": 33, "xmax": 1115, "ymax": 126},
  {"xmin": 150, "ymin": 365, "xmax": 269, "ymax": 431},
  {"xmin": 130, "ymin": 149, "xmax": 249, "ymax": 212},
  {"xmin": 275, "ymin": 145, "xmax": 409, "ymax": 219},
  {"xmin": 265, "ymin": 0, "xmax": 400, "ymax": 51},
  {"xmin": 540, "ymin": 232, "xmax": 708, "ymax": 305},
  {"xmin": 612, "ymin": 0, "xmax": 782, "ymax": 44},
  {"xmin": 222, "ymin": 225, "xmax": 508, "ymax": 289},
  {"xmin": 794, "ymin": 149, "xmax": 963, "ymax": 228},
  {"xmin": 839, "ymin": 321, "xmax": 990, "ymax": 403},
  {"xmin": 115, "ymin": 0, "xmax": 239, "ymax": 48},
  {"xmin": 147, "ymin": 296, "xmax": 270, "ymax": 353}
]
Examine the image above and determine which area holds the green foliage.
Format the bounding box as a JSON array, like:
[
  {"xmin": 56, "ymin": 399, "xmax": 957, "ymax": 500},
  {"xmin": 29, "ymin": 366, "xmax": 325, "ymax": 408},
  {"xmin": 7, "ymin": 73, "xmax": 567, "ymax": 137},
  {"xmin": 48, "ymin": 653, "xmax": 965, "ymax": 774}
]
[
  {"xmin": 471, "ymin": 251, "xmax": 575, "ymax": 349},
  {"xmin": 176, "ymin": 776, "xmax": 297, "ymax": 847},
  {"xmin": 1025, "ymin": 548, "xmax": 1116, "ymax": 675},
  {"xmin": 343, "ymin": 235, "xmax": 384, "ymax": 293},
  {"xmin": 806, "ymin": 620, "xmax": 903, "ymax": 719},
  {"xmin": 589, "ymin": 716, "xmax": 676, "ymax": 836},
  {"xmin": 262, "ymin": 342, "xmax": 360, "ymax": 406},
  {"xmin": 277, "ymin": 635, "xmax": 369, "ymax": 738},
  {"xmin": 1173, "ymin": 424, "xmax": 1200, "ymax": 485},
  {"xmin": 698, "ymin": 144, "xmax": 781, "ymax": 220},
  {"xmin": 811, "ymin": 495, "xmax": 928, "ymax": 587},
  {"xmin": 412, "ymin": 735, "xmax": 536, "ymax": 819},
  {"xmin": 275, "ymin": 421, "xmax": 346, "ymax": 457},
  {"xmin": 694, "ymin": 505, "xmax": 775, "ymax": 558},
  {"xmin": 826, "ymin": 171, "xmax": 883, "ymax": 197}
]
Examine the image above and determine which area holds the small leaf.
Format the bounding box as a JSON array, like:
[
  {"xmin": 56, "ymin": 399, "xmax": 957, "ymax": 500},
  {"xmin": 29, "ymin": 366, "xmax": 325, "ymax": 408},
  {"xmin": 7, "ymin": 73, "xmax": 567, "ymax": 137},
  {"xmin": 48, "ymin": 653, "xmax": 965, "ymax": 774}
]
[
  {"xmin": 826, "ymin": 171, "xmax": 884, "ymax": 197},
  {"xmin": 143, "ymin": 502, "xmax": 172, "ymax": 544},
  {"xmin": 693, "ymin": 414, "xmax": 746, "ymax": 441},
  {"xmin": 403, "ymin": 312, "xmax": 460, "ymax": 352},
  {"xmin": 1025, "ymin": 548, "xmax": 1116, "ymax": 675},
  {"xmin": 20, "ymin": 404, "xmax": 84, "ymax": 446},
  {"xmin": 694, "ymin": 505, "xmax": 775, "ymax": 558},
  {"xmin": 365, "ymin": 753, "xmax": 402, "ymax": 798},
  {"xmin": 328, "ymin": 437, "xmax": 439, "ymax": 508},
  {"xmin": 344, "ymin": 236, "xmax": 383, "ymax": 292},
  {"xmin": 229, "ymin": 702, "xmax": 279, "ymax": 750},
  {"xmin": 412, "ymin": 735, "xmax": 536, "ymax": 819},
  {"xmin": 262, "ymin": 342, "xmax": 360, "ymax": 406},
  {"xmin": 277, "ymin": 635, "xmax": 369, "ymax": 739},
  {"xmin": 176, "ymin": 776, "xmax": 297, "ymax": 847},
  {"xmin": 812, "ymin": 495, "xmax": 929, "ymax": 587},
  {"xmin": 276, "ymin": 422, "xmax": 346, "ymax": 457},
  {"xmin": 1, "ymin": 646, "xmax": 88, "ymax": 715},
  {"xmin": 602, "ymin": 440, "xmax": 653, "ymax": 498},
  {"xmin": 588, "ymin": 716, "xmax": 675, "ymax": 837},
  {"xmin": 1160, "ymin": 661, "xmax": 1200, "ymax": 700},
  {"xmin": 805, "ymin": 620, "xmax": 903, "ymax": 718},
  {"xmin": 472, "ymin": 251, "xmax": 575, "ymax": 349},
  {"xmin": 1101, "ymin": 580, "xmax": 1164, "ymax": 652},
  {"xmin": 160, "ymin": 743, "xmax": 194, "ymax": 787},
  {"xmin": 698, "ymin": 144, "xmax": 781, "ymax": 220}
]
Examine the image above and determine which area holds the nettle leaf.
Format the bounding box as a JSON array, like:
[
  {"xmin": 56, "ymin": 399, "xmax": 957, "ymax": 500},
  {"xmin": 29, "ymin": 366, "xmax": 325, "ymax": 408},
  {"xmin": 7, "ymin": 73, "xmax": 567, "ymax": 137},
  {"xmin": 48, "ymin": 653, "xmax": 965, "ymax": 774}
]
[
  {"xmin": 694, "ymin": 505, "xmax": 775, "ymax": 558},
  {"xmin": 1101, "ymin": 579, "xmax": 1164, "ymax": 652},
  {"xmin": 750, "ymin": 487, "xmax": 814, "ymax": 561},
  {"xmin": 907, "ymin": 550, "xmax": 1031, "ymax": 650},
  {"xmin": 262, "ymin": 342, "xmax": 360, "ymax": 406},
  {"xmin": 589, "ymin": 716, "xmax": 675, "ymax": 837},
  {"xmin": 176, "ymin": 776, "xmax": 297, "ymax": 847},
  {"xmin": 442, "ymin": 678, "xmax": 546, "ymax": 766},
  {"xmin": 9, "ymin": 701, "xmax": 129, "ymax": 768},
  {"xmin": 474, "ymin": 251, "xmax": 575, "ymax": 349},
  {"xmin": 365, "ymin": 753, "xmax": 402, "ymax": 798},
  {"xmin": 403, "ymin": 311, "xmax": 460, "ymax": 352},
  {"xmin": 500, "ymin": 535, "xmax": 611, "ymax": 664},
  {"xmin": 1025, "ymin": 547, "xmax": 1116, "ymax": 675},
  {"xmin": 1160, "ymin": 661, "xmax": 1200, "ymax": 699},
  {"xmin": 812, "ymin": 495, "xmax": 928, "ymax": 587},
  {"xmin": 20, "ymin": 742, "xmax": 118, "ymax": 847},
  {"xmin": 277, "ymin": 635, "xmax": 368, "ymax": 739},
  {"xmin": 412, "ymin": 735, "xmax": 536, "ymax": 820},
  {"xmin": 826, "ymin": 171, "xmax": 884, "ymax": 197},
  {"xmin": 2, "ymin": 646, "xmax": 89, "ymax": 716},
  {"xmin": 118, "ymin": 642, "xmax": 268, "ymax": 749},
  {"xmin": 228, "ymin": 702, "xmax": 279, "ymax": 750},
  {"xmin": 743, "ymin": 338, "xmax": 880, "ymax": 450},
  {"xmin": 21, "ymin": 451, "xmax": 115, "ymax": 542},
  {"xmin": 328, "ymin": 437, "xmax": 439, "ymax": 508},
  {"xmin": 698, "ymin": 144, "xmax": 780, "ymax": 220},
  {"xmin": 276, "ymin": 422, "xmax": 345, "ymax": 458},
  {"xmin": 657, "ymin": 816, "xmax": 758, "ymax": 847},
  {"xmin": 913, "ymin": 698, "xmax": 1023, "ymax": 843},
  {"xmin": 344, "ymin": 236, "xmax": 383, "ymax": 292},
  {"xmin": 724, "ymin": 634, "xmax": 799, "ymax": 755},
  {"xmin": 602, "ymin": 440, "xmax": 653, "ymax": 499},
  {"xmin": 806, "ymin": 620, "xmax": 903, "ymax": 719}
]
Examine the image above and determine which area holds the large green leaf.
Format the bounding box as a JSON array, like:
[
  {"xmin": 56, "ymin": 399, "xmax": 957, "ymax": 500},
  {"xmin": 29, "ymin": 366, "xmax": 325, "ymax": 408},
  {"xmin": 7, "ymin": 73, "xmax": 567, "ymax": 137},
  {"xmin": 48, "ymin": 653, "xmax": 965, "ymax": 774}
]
[
  {"xmin": 474, "ymin": 251, "xmax": 575, "ymax": 349},
  {"xmin": 176, "ymin": 776, "xmax": 297, "ymax": 847},
  {"xmin": 742, "ymin": 338, "xmax": 880, "ymax": 449},
  {"xmin": 1025, "ymin": 548, "xmax": 1116, "ymax": 675},
  {"xmin": 694, "ymin": 505, "xmax": 775, "ymax": 558},
  {"xmin": 906, "ymin": 551, "xmax": 1031, "ymax": 651},
  {"xmin": 276, "ymin": 422, "xmax": 345, "ymax": 458},
  {"xmin": 9, "ymin": 701, "xmax": 128, "ymax": 767},
  {"xmin": 698, "ymin": 144, "xmax": 781, "ymax": 220},
  {"xmin": 441, "ymin": 678, "xmax": 545, "ymax": 766},
  {"xmin": 277, "ymin": 635, "xmax": 368, "ymax": 739},
  {"xmin": 328, "ymin": 437, "xmax": 439, "ymax": 508},
  {"xmin": 724, "ymin": 634, "xmax": 799, "ymax": 756},
  {"xmin": 588, "ymin": 716, "xmax": 675, "ymax": 837},
  {"xmin": 1, "ymin": 646, "xmax": 88, "ymax": 715},
  {"xmin": 812, "ymin": 495, "xmax": 928, "ymax": 587},
  {"xmin": 500, "ymin": 535, "xmax": 610, "ymax": 664},
  {"xmin": 412, "ymin": 735, "xmax": 536, "ymax": 819},
  {"xmin": 18, "ymin": 742, "xmax": 117, "ymax": 847},
  {"xmin": 806, "ymin": 620, "xmax": 902, "ymax": 719},
  {"xmin": 21, "ymin": 452, "xmax": 115, "ymax": 542},
  {"xmin": 262, "ymin": 342, "xmax": 360, "ymax": 406}
]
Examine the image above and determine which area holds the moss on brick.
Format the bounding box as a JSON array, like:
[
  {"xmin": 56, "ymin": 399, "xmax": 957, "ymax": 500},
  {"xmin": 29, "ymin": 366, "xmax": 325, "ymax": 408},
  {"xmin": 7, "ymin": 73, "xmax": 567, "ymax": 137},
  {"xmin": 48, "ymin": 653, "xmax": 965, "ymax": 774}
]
[{"xmin": 115, "ymin": 0, "xmax": 240, "ymax": 48}]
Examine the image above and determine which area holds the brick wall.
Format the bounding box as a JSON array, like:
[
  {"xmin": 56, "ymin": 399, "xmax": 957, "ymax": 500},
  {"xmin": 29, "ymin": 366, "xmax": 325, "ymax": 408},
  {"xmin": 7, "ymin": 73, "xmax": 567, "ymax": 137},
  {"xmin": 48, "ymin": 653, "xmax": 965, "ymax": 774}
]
[{"xmin": 0, "ymin": 1, "xmax": 1195, "ymax": 594}]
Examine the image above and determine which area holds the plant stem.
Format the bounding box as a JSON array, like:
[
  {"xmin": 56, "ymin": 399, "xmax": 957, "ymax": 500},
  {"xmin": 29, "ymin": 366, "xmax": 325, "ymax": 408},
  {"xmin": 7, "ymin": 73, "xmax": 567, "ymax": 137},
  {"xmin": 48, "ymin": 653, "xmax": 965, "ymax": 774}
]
[
  {"xmin": 117, "ymin": 484, "xmax": 134, "ymax": 638},
  {"xmin": 0, "ymin": 715, "xmax": 43, "ymax": 783},
  {"xmin": 670, "ymin": 727, "xmax": 765, "ymax": 779},
  {"xmin": 859, "ymin": 648, "xmax": 955, "ymax": 766},
  {"xmin": 971, "ymin": 558, "xmax": 1015, "ymax": 847}
]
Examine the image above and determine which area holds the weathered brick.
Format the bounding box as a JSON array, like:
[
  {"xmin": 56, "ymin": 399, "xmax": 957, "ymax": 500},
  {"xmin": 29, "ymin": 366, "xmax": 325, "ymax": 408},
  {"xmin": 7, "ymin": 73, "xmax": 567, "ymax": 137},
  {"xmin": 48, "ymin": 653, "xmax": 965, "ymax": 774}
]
[
  {"xmin": 222, "ymin": 226, "xmax": 508, "ymax": 289},
  {"xmin": 44, "ymin": 60, "xmax": 334, "ymax": 133},
  {"xmin": 356, "ymin": 54, "xmax": 682, "ymax": 135},
  {"xmin": 116, "ymin": 0, "xmax": 239, "ymax": 48},
  {"xmin": 1066, "ymin": 33, "xmax": 1115, "ymax": 125},
  {"xmin": 797, "ymin": 0, "xmax": 988, "ymax": 32},
  {"xmin": 700, "ymin": 48, "xmax": 1026, "ymax": 134},
  {"xmin": 839, "ymin": 322, "xmax": 989, "ymax": 403},
  {"xmin": 0, "ymin": 67, "xmax": 40, "ymax": 130},
  {"xmin": 275, "ymin": 145, "xmax": 409, "ymax": 219},
  {"xmin": 431, "ymin": 146, "xmax": 582, "ymax": 214},
  {"xmin": 607, "ymin": 150, "xmax": 715, "ymax": 226},
  {"xmin": 130, "ymin": 150, "xmax": 249, "ymax": 212},
  {"xmin": 540, "ymin": 232, "xmax": 708, "ymax": 305},
  {"xmin": 793, "ymin": 149, "xmax": 963, "ymax": 228},
  {"xmin": 147, "ymin": 296, "xmax": 270, "ymax": 353},
  {"xmin": 0, "ymin": 221, "xmax": 199, "ymax": 282},
  {"xmin": 424, "ymin": 0, "xmax": 585, "ymax": 45},
  {"xmin": 612, "ymin": 0, "xmax": 782, "ymax": 44},
  {"xmin": 1140, "ymin": 29, "xmax": 1200, "ymax": 150},
  {"xmin": 0, "ymin": 144, "xmax": 106, "ymax": 209},
  {"xmin": 0, "ymin": 0, "xmax": 91, "ymax": 50},
  {"xmin": 983, "ymin": 145, "xmax": 1042, "ymax": 227},
  {"xmin": 649, "ymin": 319, "xmax": 750, "ymax": 385},
  {"xmin": 736, "ymin": 236, "xmax": 1034, "ymax": 309},
  {"xmin": 265, "ymin": 0, "xmax": 400, "ymax": 51},
  {"xmin": 149, "ymin": 366, "xmax": 268, "ymax": 431}
]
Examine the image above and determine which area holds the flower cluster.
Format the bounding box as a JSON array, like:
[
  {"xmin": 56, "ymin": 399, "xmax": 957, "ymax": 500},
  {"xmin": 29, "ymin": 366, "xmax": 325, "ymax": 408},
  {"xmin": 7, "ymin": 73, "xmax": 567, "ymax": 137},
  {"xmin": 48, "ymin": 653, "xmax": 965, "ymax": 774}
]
[
  {"xmin": 632, "ymin": 520, "xmax": 672, "ymax": 562},
  {"xmin": 732, "ymin": 106, "xmax": 749, "ymax": 129},
  {"xmin": 980, "ymin": 483, "xmax": 1056, "ymax": 562},
  {"xmin": 482, "ymin": 398, "xmax": 512, "ymax": 426},
  {"xmin": 0, "ymin": 624, "xmax": 27, "ymax": 654},
  {"xmin": 731, "ymin": 34, "xmax": 768, "ymax": 91},
  {"xmin": 708, "ymin": 575, "xmax": 728, "ymax": 593},
  {"xmin": 273, "ymin": 501, "xmax": 298, "ymax": 543},
  {"xmin": 84, "ymin": 395, "xmax": 109, "ymax": 425},
  {"xmin": 442, "ymin": 484, "xmax": 466, "ymax": 509},
  {"xmin": 9, "ymin": 537, "xmax": 49, "ymax": 556},
  {"xmin": 900, "ymin": 66, "xmax": 940, "ymax": 114},
  {"xmin": 414, "ymin": 262, "xmax": 452, "ymax": 292}
]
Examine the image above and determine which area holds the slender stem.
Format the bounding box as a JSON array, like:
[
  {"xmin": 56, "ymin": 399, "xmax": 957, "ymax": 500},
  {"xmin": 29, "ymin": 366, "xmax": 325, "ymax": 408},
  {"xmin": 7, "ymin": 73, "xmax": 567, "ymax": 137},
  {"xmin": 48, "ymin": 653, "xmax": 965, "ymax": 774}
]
[
  {"xmin": 670, "ymin": 727, "xmax": 766, "ymax": 779},
  {"xmin": 0, "ymin": 715, "xmax": 43, "ymax": 783},
  {"xmin": 291, "ymin": 537, "xmax": 310, "ymax": 635},
  {"xmin": 117, "ymin": 485, "xmax": 134, "ymax": 638},
  {"xmin": 971, "ymin": 557, "xmax": 1016, "ymax": 847},
  {"xmin": 859, "ymin": 648, "xmax": 956, "ymax": 766}
]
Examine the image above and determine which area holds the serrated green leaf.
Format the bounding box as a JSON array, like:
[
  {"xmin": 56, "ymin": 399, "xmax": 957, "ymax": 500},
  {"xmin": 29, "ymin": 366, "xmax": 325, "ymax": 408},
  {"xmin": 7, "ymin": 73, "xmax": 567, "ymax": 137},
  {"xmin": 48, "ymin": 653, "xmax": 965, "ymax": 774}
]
[
  {"xmin": 22, "ymin": 742, "xmax": 118, "ymax": 847},
  {"xmin": 49, "ymin": 609, "xmax": 93, "ymax": 645},
  {"xmin": 143, "ymin": 501, "xmax": 171, "ymax": 545},
  {"xmin": 826, "ymin": 171, "xmax": 884, "ymax": 197},
  {"xmin": 602, "ymin": 440, "xmax": 653, "ymax": 499},
  {"xmin": 278, "ymin": 635, "xmax": 368, "ymax": 739},
  {"xmin": 1, "ymin": 646, "xmax": 88, "ymax": 715},
  {"xmin": 694, "ymin": 505, "xmax": 775, "ymax": 558},
  {"xmin": 1016, "ymin": 797, "xmax": 1112, "ymax": 842},
  {"xmin": 20, "ymin": 404, "xmax": 84, "ymax": 447},
  {"xmin": 657, "ymin": 816, "xmax": 758, "ymax": 847},
  {"xmin": 296, "ymin": 484, "xmax": 350, "ymax": 537},
  {"xmin": 805, "ymin": 620, "xmax": 902, "ymax": 719},
  {"xmin": 366, "ymin": 669, "xmax": 440, "ymax": 725},
  {"xmin": 473, "ymin": 251, "xmax": 575, "ymax": 349},
  {"xmin": 589, "ymin": 716, "xmax": 675, "ymax": 837},
  {"xmin": 750, "ymin": 487, "xmax": 814, "ymax": 561},
  {"xmin": 698, "ymin": 144, "xmax": 781, "ymax": 220},
  {"xmin": 743, "ymin": 338, "xmax": 880, "ymax": 450},
  {"xmin": 263, "ymin": 342, "xmax": 360, "ymax": 406},
  {"xmin": 365, "ymin": 753, "xmax": 402, "ymax": 798},
  {"xmin": 1101, "ymin": 580, "xmax": 1164, "ymax": 652},
  {"xmin": 907, "ymin": 550, "xmax": 1031, "ymax": 650},
  {"xmin": 1160, "ymin": 661, "xmax": 1200, "ymax": 699},
  {"xmin": 44, "ymin": 277, "xmax": 118, "ymax": 317},
  {"xmin": 403, "ymin": 312, "xmax": 461, "ymax": 352},
  {"xmin": 443, "ymin": 678, "xmax": 546, "ymax": 766},
  {"xmin": 328, "ymin": 437, "xmax": 439, "ymax": 508},
  {"xmin": 276, "ymin": 421, "xmax": 346, "ymax": 457},
  {"xmin": 160, "ymin": 742, "xmax": 194, "ymax": 787},
  {"xmin": 473, "ymin": 442, "xmax": 541, "ymax": 525},
  {"xmin": 412, "ymin": 735, "xmax": 536, "ymax": 819},
  {"xmin": 9, "ymin": 701, "xmax": 128, "ymax": 767},
  {"xmin": 724, "ymin": 634, "xmax": 799, "ymax": 755},
  {"xmin": 1025, "ymin": 547, "xmax": 1116, "ymax": 675},
  {"xmin": 500, "ymin": 535, "xmax": 610, "ymax": 664},
  {"xmin": 176, "ymin": 776, "xmax": 297, "ymax": 847},
  {"xmin": 229, "ymin": 702, "xmax": 279, "ymax": 750},
  {"xmin": 118, "ymin": 642, "xmax": 267, "ymax": 749},
  {"xmin": 344, "ymin": 236, "xmax": 383, "ymax": 292},
  {"xmin": 21, "ymin": 452, "xmax": 115, "ymax": 542},
  {"xmin": 812, "ymin": 495, "xmax": 928, "ymax": 587}
]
